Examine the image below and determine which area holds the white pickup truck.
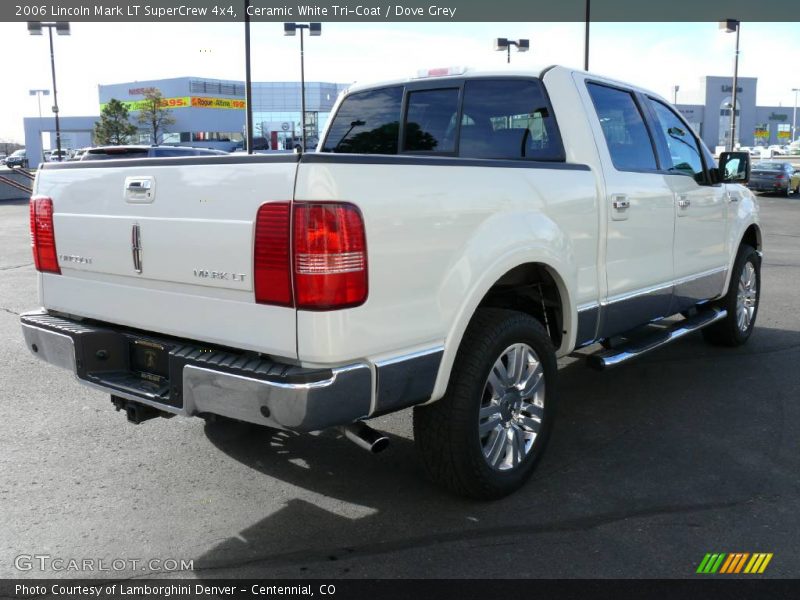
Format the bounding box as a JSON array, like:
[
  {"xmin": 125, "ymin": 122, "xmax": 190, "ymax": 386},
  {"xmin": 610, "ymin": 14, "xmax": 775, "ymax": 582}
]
[{"xmin": 21, "ymin": 66, "xmax": 761, "ymax": 499}]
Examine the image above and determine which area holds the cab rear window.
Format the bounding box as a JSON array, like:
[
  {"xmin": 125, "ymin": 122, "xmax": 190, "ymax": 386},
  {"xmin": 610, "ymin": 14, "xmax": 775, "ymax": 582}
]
[
  {"xmin": 322, "ymin": 78, "xmax": 565, "ymax": 161},
  {"xmin": 83, "ymin": 149, "xmax": 148, "ymax": 160},
  {"xmin": 321, "ymin": 86, "xmax": 403, "ymax": 154}
]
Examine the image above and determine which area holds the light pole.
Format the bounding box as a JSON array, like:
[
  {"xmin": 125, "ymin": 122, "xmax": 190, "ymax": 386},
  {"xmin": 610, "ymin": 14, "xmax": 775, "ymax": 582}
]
[
  {"xmin": 792, "ymin": 87, "xmax": 799, "ymax": 144},
  {"xmin": 584, "ymin": 0, "xmax": 590, "ymax": 71},
  {"xmin": 720, "ymin": 19, "xmax": 741, "ymax": 152},
  {"xmin": 494, "ymin": 38, "xmax": 530, "ymax": 64},
  {"xmin": 28, "ymin": 21, "xmax": 69, "ymax": 161},
  {"xmin": 244, "ymin": 0, "xmax": 254, "ymax": 154},
  {"xmin": 673, "ymin": 85, "xmax": 680, "ymax": 105},
  {"xmin": 284, "ymin": 22, "xmax": 321, "ymax": 152},
  {"xmin": 29, "ymin": 89, "xmax": 50, "ymax": 162}
]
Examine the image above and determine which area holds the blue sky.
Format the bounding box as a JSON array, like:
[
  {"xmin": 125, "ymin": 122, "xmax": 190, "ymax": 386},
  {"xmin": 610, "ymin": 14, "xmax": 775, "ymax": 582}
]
[{"xmin": 2, "ymin": 20, "xmax": 799, "ymax": 142}]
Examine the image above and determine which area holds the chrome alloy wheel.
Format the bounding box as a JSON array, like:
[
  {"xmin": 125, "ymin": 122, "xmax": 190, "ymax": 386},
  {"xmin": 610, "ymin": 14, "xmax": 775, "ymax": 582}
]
[
  {"xmin": 736, "ymin": 261, "xmax": 758, "ymax": 333},
  {"xmin": 479, "ymin": 343, "xmax": 545, "ymax": 471}
]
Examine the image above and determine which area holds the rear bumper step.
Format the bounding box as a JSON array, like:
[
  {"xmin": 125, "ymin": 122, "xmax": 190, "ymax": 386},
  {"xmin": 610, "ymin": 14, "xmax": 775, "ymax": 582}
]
[
  {"xmin": 587, "ymin": 307, "xmax": 727, "ymax": 370},
  {"xmin": 20, "ymin": 310, "xmax": 372, "ymax": 431}
]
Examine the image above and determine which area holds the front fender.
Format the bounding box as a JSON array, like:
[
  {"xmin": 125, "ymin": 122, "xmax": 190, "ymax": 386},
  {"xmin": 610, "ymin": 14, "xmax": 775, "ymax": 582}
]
[{"xmin": 721, "ymin": 185, "xmax": 761, "ymax": 296}]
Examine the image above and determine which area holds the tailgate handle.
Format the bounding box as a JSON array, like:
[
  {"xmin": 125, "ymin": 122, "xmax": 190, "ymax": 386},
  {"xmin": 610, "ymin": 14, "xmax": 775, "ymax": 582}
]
[{"xmin": 124, "ymin": 176, "xmax": 155, "ymax": 203}]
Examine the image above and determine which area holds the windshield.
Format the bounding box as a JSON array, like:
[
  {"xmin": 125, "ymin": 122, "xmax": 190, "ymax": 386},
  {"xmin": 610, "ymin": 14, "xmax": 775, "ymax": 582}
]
[{"xmin": 753, "ymin": 162, "xmax": 783, "ymax": 171}]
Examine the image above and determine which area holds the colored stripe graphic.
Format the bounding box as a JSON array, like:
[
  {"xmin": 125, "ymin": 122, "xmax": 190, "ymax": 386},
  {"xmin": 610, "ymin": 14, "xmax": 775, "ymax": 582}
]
[
  {"xmin": 759, "ymin": 554, "xmax": 774, "ymax": 573},
  {"xmin": 699, "ymin": 552, "xmax": 774, "ymax": 574},
  {"xmin": 719, "ymin": 554, "xmax": 736, "ymax": 573},
  {"xmin": 697, "ymin": 553, "xmax": 727, "ymax": 574},
  {"xmin": 720, "ymin": 553, "xmax": 750, "ymax": 573},
  {"xmin": 733, "ymin": 553, "xmax": 750, "ymax": 573}
]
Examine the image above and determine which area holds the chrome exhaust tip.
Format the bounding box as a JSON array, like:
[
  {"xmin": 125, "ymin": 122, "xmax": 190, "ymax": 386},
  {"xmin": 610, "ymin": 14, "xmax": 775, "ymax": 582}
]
[{"xmin": 340, "ymin": 421, "xmax": 390, "ymax": 454}]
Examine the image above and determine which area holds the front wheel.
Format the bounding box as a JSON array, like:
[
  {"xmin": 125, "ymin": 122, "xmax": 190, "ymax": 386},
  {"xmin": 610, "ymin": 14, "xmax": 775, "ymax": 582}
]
[
  {"xmin": 702, "ymin": 244, "xmax": 760, "ymax": 346},
  {"xmin": 413, "ymin": 308, "xmax": 558, "ymax": 500}
]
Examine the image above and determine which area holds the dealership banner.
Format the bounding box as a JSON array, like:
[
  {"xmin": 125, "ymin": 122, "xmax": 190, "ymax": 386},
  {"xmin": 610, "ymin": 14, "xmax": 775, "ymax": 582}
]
[
  {"xmin": 100, "ymin": 97, "xmax": 245, "ymax": 111},
  {"xmin": 5, "ymin": 0, "xmax": 800, "ymax": 22}
]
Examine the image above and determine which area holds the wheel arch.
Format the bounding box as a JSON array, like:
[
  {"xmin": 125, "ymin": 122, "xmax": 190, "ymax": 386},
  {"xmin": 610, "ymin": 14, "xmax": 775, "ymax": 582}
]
[
  {"xmin": 720, "ymin": 221, "xmax": 762, "ymax": 299},
  {"xmin": 428, "ymin": 255, "xmax": 576, "ymax": 403}
]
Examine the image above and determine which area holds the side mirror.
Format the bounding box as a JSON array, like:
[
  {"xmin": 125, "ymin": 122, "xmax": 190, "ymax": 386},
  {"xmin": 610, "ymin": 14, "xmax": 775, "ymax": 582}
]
[{"xmin": 719, "ymin": 151, "xmax": 750, "ymax": 184}]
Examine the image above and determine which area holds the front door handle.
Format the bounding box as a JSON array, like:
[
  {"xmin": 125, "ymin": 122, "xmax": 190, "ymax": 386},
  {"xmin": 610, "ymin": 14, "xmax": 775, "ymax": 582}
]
[{"xmin": 677, "ymin": 194, "xmax": 691, "ymax": 210}]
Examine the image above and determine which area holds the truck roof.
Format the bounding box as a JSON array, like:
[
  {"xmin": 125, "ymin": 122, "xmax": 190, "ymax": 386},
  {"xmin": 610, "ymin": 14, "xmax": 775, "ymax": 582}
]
[
  {"xmin": 343, "ymin": 65, "xmax": 667, "ymax": 105},
  {"xmin": 345, "ymin": 65, "xmax": 549, "ymax": 94}
]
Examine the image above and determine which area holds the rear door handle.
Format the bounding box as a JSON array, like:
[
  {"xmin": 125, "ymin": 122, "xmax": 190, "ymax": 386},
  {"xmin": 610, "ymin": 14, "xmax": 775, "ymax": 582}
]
[
  {"xmin": 612, "ymin": 198, "xmax": 630, "ymax": 210},
  {"xmin": 610, "ymin": 194, "xmax": 629, "ymax": 221}
]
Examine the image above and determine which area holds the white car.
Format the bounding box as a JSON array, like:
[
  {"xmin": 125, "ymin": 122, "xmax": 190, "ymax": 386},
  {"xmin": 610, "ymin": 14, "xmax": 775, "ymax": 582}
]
[
  {"xmin": 47, "ymin": 149, "xmax": 70, "ymax": 162},
  {"xmin": 21, "ymin": 66, "xmax": 762, "ymax": 499}
]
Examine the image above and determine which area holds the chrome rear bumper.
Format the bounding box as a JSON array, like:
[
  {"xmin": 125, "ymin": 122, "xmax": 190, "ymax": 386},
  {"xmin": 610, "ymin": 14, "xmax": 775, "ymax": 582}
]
[{"xmin": 20, "ymin": 311, "xmax": 373, "ymax": 431}]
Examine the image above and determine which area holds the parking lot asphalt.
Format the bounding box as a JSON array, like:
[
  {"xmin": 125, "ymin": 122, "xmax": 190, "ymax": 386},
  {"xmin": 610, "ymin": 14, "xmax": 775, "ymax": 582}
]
[{"xmin": 1, "ymin": 195, "xmax": 799, "ymax": 580}]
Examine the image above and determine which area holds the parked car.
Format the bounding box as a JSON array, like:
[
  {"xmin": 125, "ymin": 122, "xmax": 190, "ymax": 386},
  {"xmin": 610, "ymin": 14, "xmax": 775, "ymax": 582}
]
[
  {"xmin": 48, "ymin": 149, "xmax": 70, "ymax": 162},
  {"xmin": 22, "ymin": 66, "xmax": 761, "ymax": 499},
  {"xmin": 5, "ymin": 149, "xmax": 28, "ymax": 168},
  {"xmin": 70, "ymin": 148, "xmax": 90, "ymax": 161},
  {"xmin": 747, "ymin": 161, "xmax": 795, "ymax": 196},
  {"xmin": 80, "ymin": 145, "xmax": 228, "ymax": 160}
]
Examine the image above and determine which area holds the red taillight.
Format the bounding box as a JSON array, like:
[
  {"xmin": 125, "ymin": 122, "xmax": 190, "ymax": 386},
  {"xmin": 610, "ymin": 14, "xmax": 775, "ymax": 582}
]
[
  {"xmin": 776, "ymin": 174, "xmax": 786, "ymax": 180},
  {"xmin": 253, "ymin": 201, "xmax": 368, "ymax": 310},
  {"xmin": 253, "ymin": 202, "xmax": 293, "ymax": 305},
  {"xmin": 293, "ymin": 202, "xmax": 367, "ymax": 310},
  {"xmin": 30, "ymin": 196, "xmax": 60, "ymax": 274}
]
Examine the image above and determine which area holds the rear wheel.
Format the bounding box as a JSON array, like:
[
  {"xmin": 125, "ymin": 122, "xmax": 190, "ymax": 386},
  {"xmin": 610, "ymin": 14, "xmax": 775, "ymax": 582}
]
[
  {"xmin": 702, "ymin": 244, "xmax": 760, "ymax": 346},
  {"xmin": 413, "ymin": 308, "xmax": 557, "ymax": 500}
]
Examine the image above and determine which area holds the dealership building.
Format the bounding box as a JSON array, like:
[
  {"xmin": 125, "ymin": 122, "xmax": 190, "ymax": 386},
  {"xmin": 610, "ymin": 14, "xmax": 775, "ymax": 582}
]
[
  {"xmin": 98, "ymin": 76, "xmax": 349, "ymax": 150},
  {"xmin": 23, "ymin": 76, "xmax": 349, "ymax": 168},
  {"xmin": 675, "ymin": 75, "xmax": 797, "ymax": 150}
]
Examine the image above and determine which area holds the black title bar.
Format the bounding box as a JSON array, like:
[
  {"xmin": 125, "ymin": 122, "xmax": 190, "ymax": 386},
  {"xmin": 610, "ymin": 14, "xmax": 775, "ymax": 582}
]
[{"xmin": 4, "ymin": 0, "xmax": 800, "ymax": 22}]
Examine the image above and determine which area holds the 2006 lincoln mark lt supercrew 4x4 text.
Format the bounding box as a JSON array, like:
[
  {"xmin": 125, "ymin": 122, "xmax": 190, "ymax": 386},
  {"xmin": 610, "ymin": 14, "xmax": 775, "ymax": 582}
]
[{"xmin": 21, "ymin": 66, "xmax": 761, "ymax": 499}]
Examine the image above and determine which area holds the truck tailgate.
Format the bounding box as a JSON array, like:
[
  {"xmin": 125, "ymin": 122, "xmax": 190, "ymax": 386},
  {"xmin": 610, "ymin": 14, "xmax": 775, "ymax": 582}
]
[{"xmin": 35, "ymin": 155, "xmax": 299, "ymax": 359}]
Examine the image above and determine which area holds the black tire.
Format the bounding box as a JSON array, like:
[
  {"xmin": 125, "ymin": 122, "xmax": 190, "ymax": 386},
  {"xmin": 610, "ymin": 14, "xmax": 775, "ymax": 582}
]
[
  {"xmin": 702, "ymin": 244, "xmax": 760, "ymax": 347},
  {"xmin": 413, "ymin": 308, "xmax": 557, "ymax": 500}
]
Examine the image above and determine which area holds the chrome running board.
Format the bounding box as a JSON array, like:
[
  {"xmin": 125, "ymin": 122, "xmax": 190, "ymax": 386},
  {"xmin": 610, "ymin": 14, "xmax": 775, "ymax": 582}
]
[{"xmin": 587, "ymin": 308, "xmax": 727, "ymax": 370}]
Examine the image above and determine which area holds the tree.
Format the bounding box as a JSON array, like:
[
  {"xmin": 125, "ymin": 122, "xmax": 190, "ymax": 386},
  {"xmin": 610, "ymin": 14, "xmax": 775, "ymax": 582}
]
[
  {"xmin": 136, "ymin": 89, "xmax": 176, "ymax": 145},
  {"xmin": 93, "ymin": 99, "xmax": 137, "ymax": 145}
]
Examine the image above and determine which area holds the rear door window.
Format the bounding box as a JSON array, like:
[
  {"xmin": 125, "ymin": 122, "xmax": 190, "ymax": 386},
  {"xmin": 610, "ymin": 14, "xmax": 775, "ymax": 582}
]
[
  {"xmin": 586, "ymin": 83, "xmax": 658, "ymax": 172},
  {"xmin": 459, "ymin": 79, "xmax": 565, "ymax": 161},
  {"xmin": 321, "ymin": 86, "xmax": 403, "ymax": 154},
  {"xmin": 403, "ymin": 88, "xmax": 460, "ymax": 153}
]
